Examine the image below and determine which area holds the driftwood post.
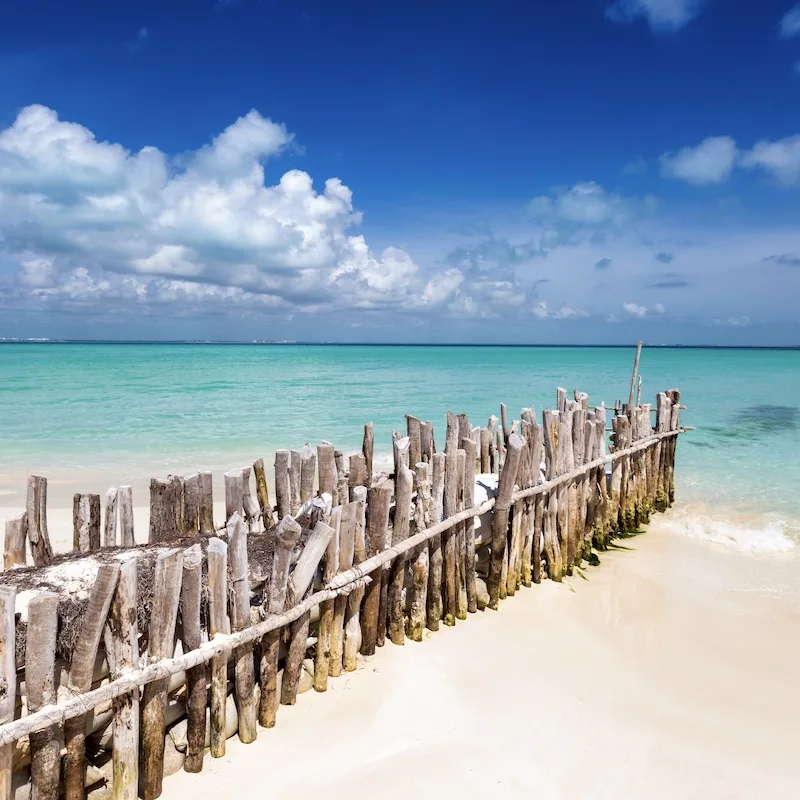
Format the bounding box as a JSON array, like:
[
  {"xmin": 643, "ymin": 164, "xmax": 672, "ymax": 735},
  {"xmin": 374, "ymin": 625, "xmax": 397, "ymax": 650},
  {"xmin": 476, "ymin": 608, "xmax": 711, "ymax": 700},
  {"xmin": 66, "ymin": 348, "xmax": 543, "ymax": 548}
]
[
  {"xmin": 344, "ymin": 488, "xmax": 367, "ymax": 671},
  {"xmin": 282, "ymin": 521, "xmax": 335, "ymax": 705},
  {"xmin": 207, "ymin": 537, "xmax": 228, "ymax": 755},
  {"xmin": 182, "ymin": 473, "xmax": 200, "ymax": 537},
  {"xmin": 180, "ymin": 544, "xmax": 206, "ymax": 773},
  {"xmin": 360, "ymin": 481, "xmax": 392, "ymax": 655},
  {"xmin": 315, "ymin": 506, "xmax": 341, "ymax": 691},
  {"xmin": 427, "ymin": 452, "xmax": 445, "ymax": 631},
  {"xmin": 27, "ymin": 475, "xmax": 53, "ymax": 566},
  {"xmin": 64, "ymin": 563, "xmax": 120, "ymax": 800},
  {"xmin": 141, "ymin": 548, "xmax": 183, "ymax": 800},
  {"xmin": 362, "ymin": 422, "xmax": 374, "ymax": 482},
  {"xmin": 275, "ymin": 451, "xmax": 291, "ymax": 520},
  {"xmin": 348, "ymin": 454, "xmax": 367, "ymax": 500},
  {"xmin": 224, "ymin": 469, "xmax": 244, "ymax": 523},
  {"xmin": 455, "ymin": 449, "xmax": 468, "ymax": 619},
  {"xmin": 289, "ymin": 451, "xmax": 302, "ymax": 514},
  {"xmin": 419, "ymin": 420, "xmax": 435, "ymax": 464},
  {"xmin": 241, "ymin": 467, "xmax": 260, "ymax": 531},
  {"xmin": 197, "ymin": 472, "xmax": 214, "ymax": 536},
  {"xmin": 259, "ymin": 516, "xmax": 301, "ymax": 728},
  {"xmin": 26, "ymin": 593, "xmax": 60, "ymax": 800},
  {"xmin": 0, "ymin": 586, "xmax": 15, "ymax": 800},
  {"xmin": 227, "ymin": 514, "xmax": 257, "ymax": 743},
  {"xmin": 73, "ymin": 493, "xmax": 101, "ymax": 552},
  {"xmin": 330, "ymin": 501, "xmax": 357, "ymax": 675},
  {"xmin": 119, "ymin": 485, "xmax": 135, "ymax": 546},
  {"xmin": 460, "ymin": 438, "xmax": 477, "ymax": 612},
  {"xmin": 149, "ymin": 478, "xmax": 181, "ymax": 544},
  {"xmin": 406, "ymin": 415, "xmax": 422, "ymax": 471},
  {"xmin": 487, "ymin": 433, "xmax": 523, "ymax": 609},
  {"xmin": 110, "ymin": 557, "xmax": 139, "ymax": 800},
  {"xmin": 388, "ymin": 464, "xmax": 412, "ymax": 645},
  {"xmin": 3, "ymin": 513, "xmax": 26, "ymax": 570},
  {"xmin": 300, "ymin": 444, "xmax": 316, "ymax": 505},
  {"xmin": 317, "ymin": 443, "xmax": 337, "ymax": 500},
  {"xmin": 253, "ymin": 457, "xmax": 275, "ymax": 529},
  {"xmin": 408, "ymin": 462, "xmax": 431, "ymax": 640},
  {"xmin": 104, "ymin": 487, "xmax": 118, "ymax": 547}
]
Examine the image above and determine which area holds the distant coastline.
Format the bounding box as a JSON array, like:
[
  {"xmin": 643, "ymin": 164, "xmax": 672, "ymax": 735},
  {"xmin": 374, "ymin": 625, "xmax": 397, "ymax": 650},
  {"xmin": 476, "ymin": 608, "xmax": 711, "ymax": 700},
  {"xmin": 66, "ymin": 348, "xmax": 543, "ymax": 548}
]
[{"xmin": 0, "ymin": 339, "xmax": 798, "ymax": 350}]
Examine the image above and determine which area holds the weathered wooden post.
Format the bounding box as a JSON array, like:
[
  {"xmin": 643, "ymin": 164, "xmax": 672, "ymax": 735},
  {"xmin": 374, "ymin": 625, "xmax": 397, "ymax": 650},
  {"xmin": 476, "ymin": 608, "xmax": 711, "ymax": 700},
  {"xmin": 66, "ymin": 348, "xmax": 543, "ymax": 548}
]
[
  {"xmin": 408, "ymin": 462, "xmax": 431, "ymax": 641},
  {"xmin": 460, "ymin": 437, "xmax": 477, "ymax": 612},
  {"xmin": 344, "ymin": 487, "xmax": 367, "ymax": 671},
  {"xmin": 26, "ymin": 592, "xmax": 60, "ymax": 800},
  {"xmin": 180, "ymin": 474, "xmax": 199, "ymax": 537},
  {"xmin": 259, "ymin": 516, "xmax": 301, "ymax": 728},
  {"xmin": 362, "ymin": 422, "xmax": 374, "ymax": 481},
  {"xmin": 227, "ymin": 514, "xmax": 257, "ymax": 743},
  {"xmin": 241, "ymin": 467, "xmax": 260, "ymax": 532},
  {"xmin": 275, "ymin": 450, "xmax": 291, "ymax": 520},
  {"xmin": 488, "ymin": 433, "xmax": 523, "ymax": 609},
  {"xmin": 289, "ymin": 450, "xmax": 302, "ymax": 514},
  {"xmin": 0, "ymin": 586, "xmax": 15, "ymax": 800},
  {"xmin": 207, "ymin": 538, "xmax": 228, "ymax": 755},
  {"xmin": 330, "ymin": 502, "xmax": 356, "ymax": 675},
  {"xmin": 196, "ymin": 472, "xmax": 213, "ymax": 536},
  {"xmin": 110, "ymin": 557, "xmax": 139, "ymax": 800},
  {"xmin": 315, "ymin": 505, "xmax": 341, "ymax": 690},
  {"xmin": 455, "ymin": 449, "xmax": 468, "ymax": 620},
  {"xmin": 406, "ymin": 415, "xmax": 422, "ymax": 470},
  {"xmin": 141, "ymin": 548, "xmax": 183, "ymax": 800},
  {"xmin": 388, "ymin": 463, "xmax": 412, "ymax": 645},
  {"xmin": 64, "ymin": 563, "xmax": 120, "ymax": 800},
  {"xmin": 420, "ymin": 420, "xmax": 435, "ymax": 464},
  {"xmin": 253, "ymin": 457, "xmax": 276, "ymax": 529},
  {"xmin": 73, "ymin": 492, "xmax": 101, "ymax": 552},
  {"xmin": 542, "ymin": 410, "xmax": 562, "ymax": 580},
  {"xmin": 348, "ymin": 453, "xmax": 367, "ymax": 499},
  {"xmin": 27, "ymin": 475, "xmax": 53, "ymax": 566},
  {"xmin": 224, "ymin": 469, "xmax": 244, "ymax": 523},
  {"xmin": 149, "ymin": 477, "xmax": 182, "ymax": 544},
  {"xmin": 427, "ymin": 452, "xmax": 445, "ymax": 630},
  {"xmin": 360, "ymin": 481, "xmax": 392, "ymax": 655},
  {"xmin": 181, "ymin": 544, "xmax": 206, "ymax": 773},
  {"xmin": 104, "ymin": 487, "xmax": 119, "ymax": 547},
  {"xmin": 282, "ymin": 521, "xmax": 335, "ymax": 705},
  {"xmin": 300, "ymin": 444, "xmax": 316, "ymax": 505},
  {"xmin": 318, "ymin": 443, "xmax": 337, "ymax": 500},
  {"xmin": 3, "ymin": 513, "xmax": 26, "ymax": 570},
  {"xmin": 118, "ymin": 485, "xmax": 135, "ymax": 546}
]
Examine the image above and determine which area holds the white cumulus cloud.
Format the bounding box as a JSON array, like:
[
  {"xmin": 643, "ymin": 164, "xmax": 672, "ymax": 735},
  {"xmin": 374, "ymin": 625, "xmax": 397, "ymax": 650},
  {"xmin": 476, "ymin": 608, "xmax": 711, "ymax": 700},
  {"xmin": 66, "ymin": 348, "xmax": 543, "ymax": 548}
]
[{"xmin": 740, "ymin": 136, "xmax": 800, "ymax": 185}]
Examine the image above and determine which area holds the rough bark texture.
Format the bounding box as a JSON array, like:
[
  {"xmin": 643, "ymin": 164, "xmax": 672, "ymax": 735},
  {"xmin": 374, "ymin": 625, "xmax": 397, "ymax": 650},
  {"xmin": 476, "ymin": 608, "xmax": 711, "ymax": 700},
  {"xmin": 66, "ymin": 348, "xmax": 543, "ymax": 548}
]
[
  {"xmin": 207, "ymin": 538, "xmax": 228, "ymax": 757},
  {"xmin": 360, "ymin": 482, "xmax": 392, "ymax": 655},
  {"xmin": 388, "ymin": 464, "xmax": 412, "ymax": 645},
  {"xmin": 3, "ymin": 513, "xmax": 26, "ymax": 570}
]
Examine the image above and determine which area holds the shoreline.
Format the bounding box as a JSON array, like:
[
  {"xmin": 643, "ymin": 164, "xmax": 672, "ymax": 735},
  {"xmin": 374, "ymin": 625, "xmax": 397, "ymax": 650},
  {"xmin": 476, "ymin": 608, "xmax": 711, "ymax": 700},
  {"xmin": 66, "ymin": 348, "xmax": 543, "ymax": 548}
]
[{"xmin": 160, "ymin": 529, "xmax": 800, "ymax": 799}]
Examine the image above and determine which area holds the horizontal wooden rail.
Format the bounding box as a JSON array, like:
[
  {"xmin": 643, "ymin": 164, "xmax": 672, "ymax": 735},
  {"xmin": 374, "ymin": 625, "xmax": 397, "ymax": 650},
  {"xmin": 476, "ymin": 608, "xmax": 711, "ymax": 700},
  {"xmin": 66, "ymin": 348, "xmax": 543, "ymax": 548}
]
[{"xmin": 0, "ymin": 427, "xmax": 683, "ymax": 747}]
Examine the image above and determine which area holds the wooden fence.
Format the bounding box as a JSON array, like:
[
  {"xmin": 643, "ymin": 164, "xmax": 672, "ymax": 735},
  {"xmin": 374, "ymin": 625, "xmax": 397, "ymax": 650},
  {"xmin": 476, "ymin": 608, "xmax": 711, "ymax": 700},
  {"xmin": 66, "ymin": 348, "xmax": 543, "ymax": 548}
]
[{"xmin": 0, "ymin": 387, "xmax": 683, "ymax": 800}]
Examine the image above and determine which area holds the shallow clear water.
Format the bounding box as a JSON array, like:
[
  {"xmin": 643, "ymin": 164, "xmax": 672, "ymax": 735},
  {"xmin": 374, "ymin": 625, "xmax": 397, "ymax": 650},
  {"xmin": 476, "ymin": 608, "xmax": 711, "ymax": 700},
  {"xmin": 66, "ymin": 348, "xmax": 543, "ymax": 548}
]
[{"xmin": 1, "ymin": 343, "xmax": 798, "ymax": 552}]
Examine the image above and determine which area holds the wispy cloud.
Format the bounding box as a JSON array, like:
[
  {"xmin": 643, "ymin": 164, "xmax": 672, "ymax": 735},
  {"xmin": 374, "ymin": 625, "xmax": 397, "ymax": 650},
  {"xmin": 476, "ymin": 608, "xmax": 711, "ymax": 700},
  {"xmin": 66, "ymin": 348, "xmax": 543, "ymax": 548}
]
[
  {"xmin": 764, "ymin": 253, "xmax": 800, "ymax": 266},
  {"xmin": 660, "ymin": 136, "xmax": 738, "ymax": 185},
  {"xmin": 660, "ymin": 134, "xmax": 800, "ymax": 185},
  {"xmin": 780, "ymin": 4, "xmax": 800, "ymax": 38},
  {"xmin": 606, "ymin": 0, "xmax": 706, "ymax": 33},
  {"xmin": 128, "ymin": 27, "xmax": 149, "ymax": 53},
  {"xmin": 655, "ymin": 251, "xmax": 674, "ymax": 263},
  {"xmin": 595, "ymin": 257, "xmax": 612, "ymax": 270}
]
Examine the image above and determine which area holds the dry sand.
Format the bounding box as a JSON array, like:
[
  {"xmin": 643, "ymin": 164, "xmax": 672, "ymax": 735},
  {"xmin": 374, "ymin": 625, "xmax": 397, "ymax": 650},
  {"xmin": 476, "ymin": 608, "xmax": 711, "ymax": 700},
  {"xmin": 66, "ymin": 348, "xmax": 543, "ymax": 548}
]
[{"xmin": 153, "ymin": 526, "xmax": 799, "ymax": 800}]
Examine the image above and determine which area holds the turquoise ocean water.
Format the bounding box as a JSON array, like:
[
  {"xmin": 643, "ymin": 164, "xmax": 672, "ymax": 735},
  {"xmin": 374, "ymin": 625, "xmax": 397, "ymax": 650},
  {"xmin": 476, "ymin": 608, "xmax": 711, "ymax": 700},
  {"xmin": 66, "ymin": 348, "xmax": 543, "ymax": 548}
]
[{"xmin": 1, "ymin": 344, "xmax": 798, "ymax": 553}]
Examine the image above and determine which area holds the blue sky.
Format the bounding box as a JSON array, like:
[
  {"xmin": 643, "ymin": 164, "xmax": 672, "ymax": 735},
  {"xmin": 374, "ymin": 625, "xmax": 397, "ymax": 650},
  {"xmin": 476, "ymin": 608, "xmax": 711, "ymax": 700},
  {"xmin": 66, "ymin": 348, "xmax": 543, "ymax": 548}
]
[{"xmin": 0, "ymin": 0, "xmax": 799, "ymax": 344}]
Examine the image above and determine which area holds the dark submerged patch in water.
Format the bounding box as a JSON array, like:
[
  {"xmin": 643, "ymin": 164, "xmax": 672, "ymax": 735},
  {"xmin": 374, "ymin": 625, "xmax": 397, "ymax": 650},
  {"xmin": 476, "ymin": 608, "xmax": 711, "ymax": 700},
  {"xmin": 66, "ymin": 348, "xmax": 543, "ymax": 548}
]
[{"xmin": 731, "ymin": 405, "xmax": 799, "ymax": 436}]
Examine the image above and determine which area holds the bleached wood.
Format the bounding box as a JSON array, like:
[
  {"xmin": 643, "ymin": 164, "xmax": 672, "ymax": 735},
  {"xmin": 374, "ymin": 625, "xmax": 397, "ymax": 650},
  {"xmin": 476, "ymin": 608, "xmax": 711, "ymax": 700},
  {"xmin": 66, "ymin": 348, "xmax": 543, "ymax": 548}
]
[
  {"xmin": 388, "ymin": 464, "xmax": 412, "ymax": 645},
  {"xmin": 362, "ymin": 422, "xmax": 374, "ymax": 481},
  {"xmin": 241, "ymin": 466, "xmax": 260, "ymax": 531},
  {"xmin": 259, "ymin": 516, "xmax": 302, "ymax": 728},
  {"xmin": 0, "ymin": 586, "xmax": 15, "ymax": 800},
  {"xmin": 224, "ymin": 469, "xmax": 244, "ymax": 524},
  {"xmin": 26, "ymin": 592, "xmax": 60, "ymax": 800},
  {"xmin": 110, "ymin": 557, "xmax": 139, "ymax": 800},
  {"xmin": 104, "ymin": 487, "xmax": 119, "ymax": 547},
  {"xmin": 26, "ymin": 475, "xmax": 53, "ymax": 566},
  {"xmin": 317, "ymin": 443, "xmax": 336, "ymax": 501},
  {"xmin": 253, "ymin": 457, "xmax": 275, "ymax": 529},
  {"xmin": 406, "ymin": 415, "xmax": 422, "ymax": 471},
  {"xmin": 289, "ymin": 450, "xmax": 302, "ymax": 514},
  {"xmin": 408, "ymin": 462, "xmax": 430, "ymax": 641},
  {"xmin": 343, "ymin": 490, "xmax": 366, "ymax": 671},
  {"xmin": 3, "ymin": 513, "xmax": 26, "ymax": 570},
  {"xmin": 64, "ymin": 562, "xmax": 120, "ymax": 800},
  {"xmin": 227, "ymin": 514, "xmax": 257, "ymax": 743},
  {"xmin": 315, "ymin": 506, "xmax": 341, "ymax": 690},
  {"xmin": 419, "ymin": 420, "xmax": 435, "ymax": 464},
  {"xmin": 180, "ymin": 544, "xmax": 205, "ymax": 773},
  {"xmin": 141, "ymin": 548, "xmax": 183, "ymax": 800},
  {"xmin": 182, "ymin": 474, "xmax": 200, "ymax": 536},
  {"xmin": 300, "ymin": 444, "xmax": 316, "ymax": 505},
  {"xmin": 73, "ymin": 492, "xmax": 101, "ymax": 552},
  {"xmin": 118, "ymin": 485, "xmax": 135, "ymax": 546},
  {"xmin": 427, "ymin": 452, "xmax": 445, "ymax": 631},
  {"xmin": 207, "ymin": 537, "xmax": 228, "ymax": 755},
  {"xmin": 275, "ymin": 450, "xmax": 291, "ymax": 520},
  {"xmin": 360, "ymin": 482, "xmax": 391, "ymax": 655}
]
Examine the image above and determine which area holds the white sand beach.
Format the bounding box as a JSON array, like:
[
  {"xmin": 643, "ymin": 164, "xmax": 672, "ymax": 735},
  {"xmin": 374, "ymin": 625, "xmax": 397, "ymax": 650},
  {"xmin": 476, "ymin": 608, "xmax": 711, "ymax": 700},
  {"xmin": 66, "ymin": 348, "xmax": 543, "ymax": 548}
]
[{"xmin": 149, "ymin": 522, "xmax": 798, "ymax": 800}]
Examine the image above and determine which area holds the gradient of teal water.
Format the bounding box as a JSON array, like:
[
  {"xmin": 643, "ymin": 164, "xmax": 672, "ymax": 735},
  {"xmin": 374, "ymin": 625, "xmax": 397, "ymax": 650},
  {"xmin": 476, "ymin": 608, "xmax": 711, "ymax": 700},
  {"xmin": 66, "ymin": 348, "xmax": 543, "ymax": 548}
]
[{"xmin": 1, "ymin": 344, "xmax": 798, "ymax": 549}]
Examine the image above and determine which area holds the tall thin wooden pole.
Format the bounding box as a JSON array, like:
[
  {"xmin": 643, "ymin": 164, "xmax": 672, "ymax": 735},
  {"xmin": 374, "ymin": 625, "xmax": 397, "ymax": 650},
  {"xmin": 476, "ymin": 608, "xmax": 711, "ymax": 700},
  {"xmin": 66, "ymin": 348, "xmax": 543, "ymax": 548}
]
[
  {"xmin": 628, "ymin": 340, "xmax": 643, "ymax": 407},
  {"xmin": 0, "ymin": 587, "xmax": 15, "ymax": 800}
]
